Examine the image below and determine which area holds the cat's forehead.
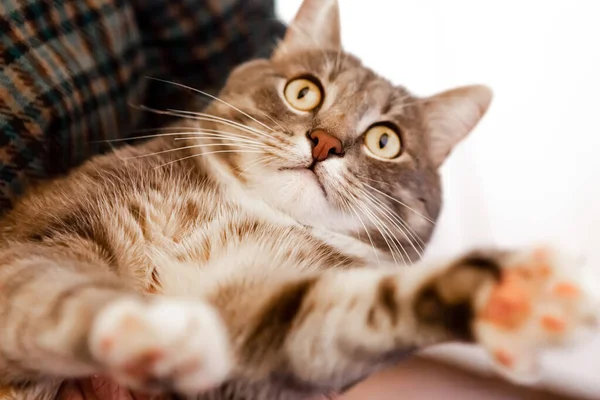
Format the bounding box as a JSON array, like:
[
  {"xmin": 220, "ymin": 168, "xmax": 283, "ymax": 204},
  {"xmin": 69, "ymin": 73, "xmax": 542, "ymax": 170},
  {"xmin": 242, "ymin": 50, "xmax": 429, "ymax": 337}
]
[
  {"xmin": 273, "ymin": 50, "xmax": 392, "ymax": 100},
  {"xmin": 272, "ymin": 50, "xmax": 418, "ymax": 137}
]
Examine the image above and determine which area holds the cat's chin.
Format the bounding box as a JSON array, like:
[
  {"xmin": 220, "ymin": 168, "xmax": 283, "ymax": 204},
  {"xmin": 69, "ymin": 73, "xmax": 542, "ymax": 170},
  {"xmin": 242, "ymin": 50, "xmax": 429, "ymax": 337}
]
[
  {"xmin": 278, "ymin": 167, "xmax": 326, "ymax": 195},
  {"xmin": 251, "ymin": 167, "xmax": 341, "ymax": 228}
]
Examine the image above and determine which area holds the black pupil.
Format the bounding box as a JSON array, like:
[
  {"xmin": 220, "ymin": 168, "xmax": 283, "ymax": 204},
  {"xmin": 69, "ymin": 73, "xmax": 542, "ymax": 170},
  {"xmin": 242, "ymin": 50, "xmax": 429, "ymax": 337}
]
[
  {"xmin": 379, "ymin": 133, "xmax": 389, "ymax": 148},
  {"xmin": 297, "ymin": 86, "xmax": 309, "ymax": 99}
]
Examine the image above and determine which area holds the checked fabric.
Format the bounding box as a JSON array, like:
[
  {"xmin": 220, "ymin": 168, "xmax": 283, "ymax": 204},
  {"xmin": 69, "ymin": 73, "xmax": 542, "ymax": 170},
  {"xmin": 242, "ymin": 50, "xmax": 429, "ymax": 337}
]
[{"xmin": 0, "ymin": 0, "xmax": 285, "ymax": 212}]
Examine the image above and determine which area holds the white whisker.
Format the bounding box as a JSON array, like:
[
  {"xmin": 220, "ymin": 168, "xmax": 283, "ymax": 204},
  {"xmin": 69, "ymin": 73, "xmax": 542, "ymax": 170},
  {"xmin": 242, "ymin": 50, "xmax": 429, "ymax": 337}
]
[
  {"xmin": 254, "ymin": 109, "xmax": 286, "ymax": 132},
  {"xmin": 356, "ymin": 175, "xmax": 432, "ymax": 243},
  {"xmin": 90, "ymin": 131, "xmax": 201, "ymax": 144},
  {"xmin": 347, "ymin": 188, "xmax": 402, "ymax": 265},
  {"xmin": 125, "ymin": 142, "xmax": 267, "ymax": 161},
  {"xmin": 172, "ymin": 130, "xmax": 266, "ymax": 146},
  {"xmin": 337, "ymin": 188, "xmax": 362, "ymax": 240},
  {"xmin": 354, "ymin": 176, "xmax": 427, "ymax": 255},
  {"xmin": 340, "ymin": 186, "xmax": 380, "ymax": 265},
  {"xmin": 359, "ymin": 187, "xmax": 421, "ymax": 260},
  {"xmin": 360, "ymin": 180, "xmax": 435, "ymax": 225},
  {"xmin": 131, "ymin": 104, "xmax": 273, "ymax": 141},
  {"xmin": 154, "ymin": 149, "xmax": 264, "ymax": 170},
  {"xmin": 236, "ymin": 155, "xmax": 277, "ymax": 176},
  {"xmin": 146, "ymin": 77, "xmax": 276, "ymax": 133},
  {"xmin": 357, "ymin": 183, "xmax": 426, "ymax": 248},
  {"xmin": 92, "ymin": 129, "xmax": 266, "ymax": 146},
  {"xmin": 351, "ymin": 193, "xmax": 406, "ymax": 267},
  {"xmin": 166, "ymin": 109, "xmax": 272, "ymax": 140}
]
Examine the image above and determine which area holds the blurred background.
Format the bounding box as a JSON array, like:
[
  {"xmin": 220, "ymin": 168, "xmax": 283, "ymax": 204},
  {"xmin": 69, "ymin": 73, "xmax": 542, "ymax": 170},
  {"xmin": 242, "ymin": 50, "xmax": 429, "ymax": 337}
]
[{"xmin": 277, "ymin": 1, "xmax": 600, "ymax": 398}]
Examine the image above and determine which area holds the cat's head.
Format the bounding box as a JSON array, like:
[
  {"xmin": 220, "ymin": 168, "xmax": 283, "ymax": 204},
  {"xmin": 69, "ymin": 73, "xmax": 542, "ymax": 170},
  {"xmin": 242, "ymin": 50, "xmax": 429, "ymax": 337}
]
[{"xmin": 198, "ymin": 0, "xmax": 492, "ymax": 262}]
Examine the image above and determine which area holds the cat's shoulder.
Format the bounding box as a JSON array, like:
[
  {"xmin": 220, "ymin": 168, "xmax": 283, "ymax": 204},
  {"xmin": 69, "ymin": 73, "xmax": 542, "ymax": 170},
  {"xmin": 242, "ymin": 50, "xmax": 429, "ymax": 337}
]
[{"xmin": 0, "ymin": 139, "xmax": 211, "ymax": 239}]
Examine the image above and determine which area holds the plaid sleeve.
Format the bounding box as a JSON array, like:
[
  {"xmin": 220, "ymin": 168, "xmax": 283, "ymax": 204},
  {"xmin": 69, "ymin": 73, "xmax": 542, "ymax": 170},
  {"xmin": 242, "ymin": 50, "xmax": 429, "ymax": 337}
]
[
  {"xmin": 0, "ymin": 0, "xmax": 285, "ymax": 212},
  {"xmin": 132, "ymin": 0, "xmax": 284, "ymax": 91},
  {"xmin": 131, "ymin": 0, "xmax": 286, "ymax": 128}
]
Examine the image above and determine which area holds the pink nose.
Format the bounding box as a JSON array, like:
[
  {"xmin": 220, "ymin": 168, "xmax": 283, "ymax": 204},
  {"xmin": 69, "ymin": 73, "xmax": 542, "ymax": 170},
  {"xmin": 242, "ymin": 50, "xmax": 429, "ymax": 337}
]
[{"xmin": 310, "ymin": 130, "xmax": 343, "ymax": 162}]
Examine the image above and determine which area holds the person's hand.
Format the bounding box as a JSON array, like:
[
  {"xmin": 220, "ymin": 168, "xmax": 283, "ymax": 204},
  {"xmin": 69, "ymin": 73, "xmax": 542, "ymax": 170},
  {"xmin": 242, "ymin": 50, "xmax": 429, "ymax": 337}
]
[
  {"xmin": 56, "ymin": 378, "xmax": 341, "ymax": 400},
  {"xmin": 57, "ymin": 377, "xmax": 169, "ymax": 400}
]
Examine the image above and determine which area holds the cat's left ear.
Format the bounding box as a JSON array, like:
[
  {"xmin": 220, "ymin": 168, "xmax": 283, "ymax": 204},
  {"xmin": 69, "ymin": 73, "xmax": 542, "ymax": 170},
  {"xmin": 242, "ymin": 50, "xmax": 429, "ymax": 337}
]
[
  {"xmin": 423, "ymin": 85, "xmax": 493, "ymax": 168},
  {"xmin": 274, "ymin": 0, "xmax": 341, "ymax": 58}
]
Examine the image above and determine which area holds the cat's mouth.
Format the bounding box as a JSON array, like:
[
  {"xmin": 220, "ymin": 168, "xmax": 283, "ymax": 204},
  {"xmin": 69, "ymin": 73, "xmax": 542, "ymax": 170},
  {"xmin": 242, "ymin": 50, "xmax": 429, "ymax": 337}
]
[{"xmin": 279, "ymin": 166, "xmax": 327, "ymax": 197}]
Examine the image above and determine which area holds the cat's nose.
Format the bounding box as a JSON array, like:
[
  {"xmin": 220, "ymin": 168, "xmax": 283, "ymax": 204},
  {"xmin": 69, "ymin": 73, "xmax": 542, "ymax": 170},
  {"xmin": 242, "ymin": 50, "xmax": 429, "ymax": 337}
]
[{"xmin": 309, "ymin": 130, "xmax": 343, "ymax": 162}]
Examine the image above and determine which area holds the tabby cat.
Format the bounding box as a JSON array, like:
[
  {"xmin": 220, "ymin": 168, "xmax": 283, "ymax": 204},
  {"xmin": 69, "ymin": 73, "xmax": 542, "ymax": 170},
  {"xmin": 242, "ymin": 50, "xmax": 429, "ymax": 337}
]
[{"xmin": 0, "ymin": 0, "xmax": 595, "ymax": 399}]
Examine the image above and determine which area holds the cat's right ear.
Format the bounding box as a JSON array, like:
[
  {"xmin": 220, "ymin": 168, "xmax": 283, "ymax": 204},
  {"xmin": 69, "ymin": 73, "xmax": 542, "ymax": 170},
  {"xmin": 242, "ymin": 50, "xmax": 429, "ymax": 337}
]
[
  {"xmin": 273, "ymin": 0, "xmax": 341, "ymax": 59},
  {"xmin": 422, "ymin": 85, "xmax": 493, "ymax": 168}
]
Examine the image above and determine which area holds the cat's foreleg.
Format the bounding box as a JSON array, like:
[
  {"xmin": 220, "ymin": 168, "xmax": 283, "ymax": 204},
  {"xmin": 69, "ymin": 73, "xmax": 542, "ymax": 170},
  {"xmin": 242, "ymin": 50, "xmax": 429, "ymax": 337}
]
[
  {"xmin": 0, "ymin": 243, "xmax": 232, "ymax": 395},
  {"xmin": 0, "ymin": 243, "xmax": 132, "ymax": 383},
  {"xmin": 213, "ymin": 247, "xmax": 597, "ymax": 392}
]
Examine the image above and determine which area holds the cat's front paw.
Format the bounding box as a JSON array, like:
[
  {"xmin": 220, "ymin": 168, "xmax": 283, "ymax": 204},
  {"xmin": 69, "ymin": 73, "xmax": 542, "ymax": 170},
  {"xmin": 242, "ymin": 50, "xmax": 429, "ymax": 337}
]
[
  {"xmin": 471, "ymin": 247, "xmax": 598, "ymax": 382},
  {"xmin": 89, "ymin": 297, "xmax": 232, "ymax": 395}
]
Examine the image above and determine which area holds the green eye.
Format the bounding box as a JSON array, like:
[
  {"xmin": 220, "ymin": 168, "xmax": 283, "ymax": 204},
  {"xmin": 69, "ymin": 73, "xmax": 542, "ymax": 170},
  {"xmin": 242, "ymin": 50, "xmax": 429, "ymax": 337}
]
[{"xmin": 364, "ymin": 125, "xmax": 402, "ymax": 159}]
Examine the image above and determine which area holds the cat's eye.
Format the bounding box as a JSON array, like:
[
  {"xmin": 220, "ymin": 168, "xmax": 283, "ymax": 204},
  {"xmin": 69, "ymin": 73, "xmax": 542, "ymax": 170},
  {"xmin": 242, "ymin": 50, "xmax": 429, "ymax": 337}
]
[
  {"xmin": 284, "ymin": 77, "xmax": 323, "ymax": 111},
  {"xmin": 363, "ymin": 124, "xmax": 402, "ymax": 159}
]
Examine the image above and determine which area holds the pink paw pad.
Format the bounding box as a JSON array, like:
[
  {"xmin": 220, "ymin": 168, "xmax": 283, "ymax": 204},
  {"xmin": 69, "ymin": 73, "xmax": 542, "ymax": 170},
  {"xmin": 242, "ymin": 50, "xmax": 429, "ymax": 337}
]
[{"xmin": 473, "ymin": 247, "xmax": 598, "ymax": 383}]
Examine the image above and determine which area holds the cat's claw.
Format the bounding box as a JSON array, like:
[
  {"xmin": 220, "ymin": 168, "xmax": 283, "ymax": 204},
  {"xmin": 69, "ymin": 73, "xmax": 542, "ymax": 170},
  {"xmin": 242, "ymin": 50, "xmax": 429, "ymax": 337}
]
[
  {"xmin": 89, "ymin": 297, "xmax": 232, "ymax": 394},
  {"xmin": 473, "ymin": 247, "xmax": 599, "ymax": 383}
]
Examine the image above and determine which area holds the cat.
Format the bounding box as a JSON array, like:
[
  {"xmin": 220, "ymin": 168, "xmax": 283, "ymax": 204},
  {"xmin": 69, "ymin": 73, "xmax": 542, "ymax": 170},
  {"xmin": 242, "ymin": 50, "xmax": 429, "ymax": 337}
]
[{"xmin": 0, "ymin": 0, "xmax": 595, "ymax": 399}]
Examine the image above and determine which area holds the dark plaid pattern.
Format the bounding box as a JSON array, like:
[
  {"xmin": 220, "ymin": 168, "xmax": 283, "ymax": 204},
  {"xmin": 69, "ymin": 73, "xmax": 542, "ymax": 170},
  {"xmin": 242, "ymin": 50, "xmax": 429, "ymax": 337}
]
[{"xmin": 0, "ymin": 0, "xmax": 285, "ymax": 212}]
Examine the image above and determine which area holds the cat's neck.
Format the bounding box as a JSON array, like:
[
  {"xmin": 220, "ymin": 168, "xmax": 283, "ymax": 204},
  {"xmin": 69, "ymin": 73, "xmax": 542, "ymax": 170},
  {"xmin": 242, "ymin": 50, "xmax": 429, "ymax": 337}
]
[{"xmin": 141, "ymin": 135, "xmax": 391, "ymax": 266}]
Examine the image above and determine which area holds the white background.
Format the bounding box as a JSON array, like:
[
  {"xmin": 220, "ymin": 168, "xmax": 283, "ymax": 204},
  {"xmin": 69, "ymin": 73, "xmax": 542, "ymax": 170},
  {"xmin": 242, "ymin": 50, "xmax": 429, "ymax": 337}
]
[{"xmin": 277, "ymin": 1, "xmax": 600, "ymax": 398}]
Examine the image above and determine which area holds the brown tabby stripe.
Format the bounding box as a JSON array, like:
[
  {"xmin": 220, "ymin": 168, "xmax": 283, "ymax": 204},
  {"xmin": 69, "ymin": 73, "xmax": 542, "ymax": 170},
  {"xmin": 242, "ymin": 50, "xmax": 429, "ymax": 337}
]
[{"xmin": 242, "ymin": 278, "xmax": 317, "ymax": 362}]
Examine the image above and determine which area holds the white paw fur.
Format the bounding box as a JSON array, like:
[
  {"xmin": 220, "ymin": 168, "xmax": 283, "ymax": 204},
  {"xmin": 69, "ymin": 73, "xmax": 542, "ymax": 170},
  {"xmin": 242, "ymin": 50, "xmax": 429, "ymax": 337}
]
[{"xmin": 89, "ymin": 297, "xmax": 232, "ymax": 394}]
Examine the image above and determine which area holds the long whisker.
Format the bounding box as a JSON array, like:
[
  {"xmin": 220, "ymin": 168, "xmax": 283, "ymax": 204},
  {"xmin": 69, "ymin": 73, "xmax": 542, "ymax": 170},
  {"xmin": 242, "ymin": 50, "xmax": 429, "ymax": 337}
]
[
  {"xmin": 130, "ymin": 125, "xmax": 269, "ymax": 137},
  {"xmin": 92, "ymin": 129, "xmax": 266, "ymax": 145},
  {"xmin": 342, "ymin": 175, "xmax": 413, "ymax": 264},
  {"xmin": 372, "ymin": 200, "xmax": 425, "ymax": 256},
  {"xmin": 356, "ymin": 174, "xmax": 396, "ymax": 188},
  {"xmin": 172, "ymin": 131, "xmax": 266, "ymax": 146},
  {"xmin": 356, "ymin": 183, "xmax": 426, "ymax": 249},
  {"xmin": 361, "ymin": 195, "xmax": 410, "ymax": 266},
  {"xmin": 254, "ymin": 109, "xmax": 286, "ymax": 132},
  {"xmin": 192, "ymin": 91, "xmax": 287, "ymax": 134},
  {"xmin": 346, "ymin": 188, "xmax": 403, "ymax": 266},
  {"xmin": 166, "ymin": 109, "xmax": 273, "ymax": 140},
  {"xmin": 145, "ymin": 76, "xmax": 276, "ymax": 133},
  {"xmin": 382, "ymin": 207, "xmax": 426, "ymax": 251},
  {"xmin": 132, "ymin": 104, "xmax": 271, "ymax": 140},
  {"xmin": 354, "ymin": 174, "xmax": 429, "ymax": 244},
  {"xmin": 356, "ymin": 178, "xmax": 431, "ymax": 243},
  {"xmin": 356, "ymin": 180, "xmax": 428, "ymax": 257},
  {"xmin": 360, "ymin": 180, "xmax": 436, "ymax": 225},
  {"xmin": 236, "ymin": 155, "xmax": 277, "ymax": 176},
  {"xmin": 154, "ymin": 149, "xmax": 264, "ymax": 170},
  {"xmin": 358, "ymin": 187, "xmax": 420, "ymax": 260},
  {"xmin": 340, "ymin": 186, "xmax": 380, "ymax": 265},
  {"xmin": 90, "ymin": 131, "xmax": 200, "ymax": 144},
  {"xmin": 350, "ymin": 193, "xmax": 405, "ymax": 267},
  {"xmin": 125, "ymin": 142, "xmax": 267, "ymax": 161},
  {"xmin": 337, "ymin": 187, "xmax": 362, "ymax": 241}
]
